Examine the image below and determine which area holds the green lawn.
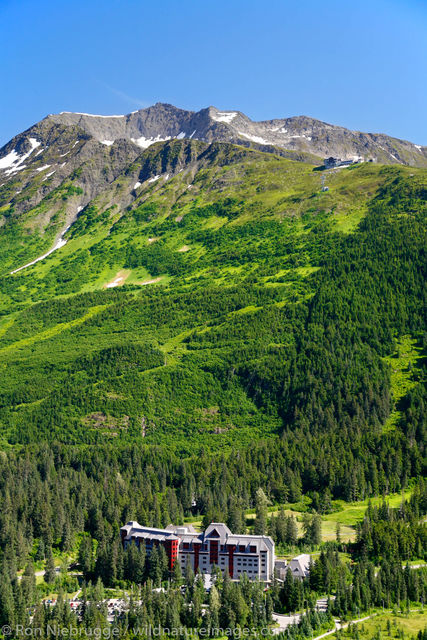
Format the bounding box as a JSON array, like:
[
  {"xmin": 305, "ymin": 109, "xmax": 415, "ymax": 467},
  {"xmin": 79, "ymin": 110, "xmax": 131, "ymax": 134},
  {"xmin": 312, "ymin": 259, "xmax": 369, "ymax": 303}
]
[{"xmin": 333, "ymin": 610, "xmax": 426, "ymax": 640}]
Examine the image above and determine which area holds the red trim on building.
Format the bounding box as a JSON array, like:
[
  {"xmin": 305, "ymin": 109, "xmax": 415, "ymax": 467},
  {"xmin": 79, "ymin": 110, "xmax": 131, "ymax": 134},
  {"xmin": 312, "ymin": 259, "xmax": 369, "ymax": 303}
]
[
  {"xmin": 210, "ymin": 540, "xmax": 218, "ymax": 565},
  {"xmin": 194, "ymin": 542, "xmax": 201, "ymax": 571},
  {"xmin": 163, "ymin": 539, "xmax": 179, "ymax": 570},
  {"xmin": 227, "ymin": 544, "xmax": 235, "ymax": 577}
]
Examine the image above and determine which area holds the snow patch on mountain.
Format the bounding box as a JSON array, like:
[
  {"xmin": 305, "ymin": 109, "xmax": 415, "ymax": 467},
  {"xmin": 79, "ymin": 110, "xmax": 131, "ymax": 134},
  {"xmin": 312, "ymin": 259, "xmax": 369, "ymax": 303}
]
[
  {"xmin": 60, "ymin": 112, "xmax": 125, "ymax": 118},
  {"xmin": 284, "ymin": 134, "xmax": 312, "ymax": 141},
  {"xmin": 101, "ymin": 140, "xmax": 114, "ymax": 146},
  {"xmin": 5, "ymin": 165, "xmax": 27, "ymax": 176},
  {"xmin": 237, "ymin": 132, "xmax": 270, "ymax": 145},
  {"xmin": 131, "ymin": 135, "xmax": 171, "ymax": 149},
  {"xmin": 10, "ymin": 220, "xmax": 72, "ymax": 274},
  {"xmin": 212, "ymin": 112, "xmax": 237, "ymax": 124},
  {"xmin": 0, "ymin": 150, "xmax": 20, "ymax": 169},
  {"xmin": 0, "ymin": 138, "xmax": 41, "ymax": 174}
]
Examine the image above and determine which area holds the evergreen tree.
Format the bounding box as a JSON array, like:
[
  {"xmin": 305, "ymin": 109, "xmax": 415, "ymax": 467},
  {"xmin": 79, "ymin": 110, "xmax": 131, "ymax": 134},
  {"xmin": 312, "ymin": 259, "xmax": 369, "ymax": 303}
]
[
  {"xmin": 78, "ymin": 534, "xmax": 94, "ymax": 578},
  {"xmin": 0, "ymin": 567, "xmax": 14, "ymax": 627},
  {"xmin": 172, "ymin": 557, "xmax": 183, "ymax": 584},
  {"xmin": 254, "ymin": 488, "xmax": 269, "ymax": 535},
  {"xmin": 286, "ymin": 516, "xmax": 299, "ymax": 546},
  {"xmin": 44, "ymin": 547, "xmax": 56, "ymax": 584}
]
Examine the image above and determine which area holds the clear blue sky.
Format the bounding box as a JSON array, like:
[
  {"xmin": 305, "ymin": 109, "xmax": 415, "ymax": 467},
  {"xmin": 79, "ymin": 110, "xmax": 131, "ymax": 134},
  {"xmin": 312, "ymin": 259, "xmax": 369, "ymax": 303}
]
[{"xmin": 1, "ymin": 0, "xmax": 426, "ymax": 146}]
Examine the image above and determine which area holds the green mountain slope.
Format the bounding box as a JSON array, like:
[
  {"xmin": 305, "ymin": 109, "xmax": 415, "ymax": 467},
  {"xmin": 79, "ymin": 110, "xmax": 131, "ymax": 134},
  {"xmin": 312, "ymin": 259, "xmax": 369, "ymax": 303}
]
[{"xmin": 0, "ymin": 140, "xmax": 425, "ymax": 474}]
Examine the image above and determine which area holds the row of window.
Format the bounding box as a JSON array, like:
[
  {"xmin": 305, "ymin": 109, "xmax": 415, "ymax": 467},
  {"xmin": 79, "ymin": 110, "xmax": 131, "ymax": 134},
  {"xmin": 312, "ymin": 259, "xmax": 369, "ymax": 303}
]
[{"xmin": 181, "ymin": 542, "xmax": 258, "ymax": 553}]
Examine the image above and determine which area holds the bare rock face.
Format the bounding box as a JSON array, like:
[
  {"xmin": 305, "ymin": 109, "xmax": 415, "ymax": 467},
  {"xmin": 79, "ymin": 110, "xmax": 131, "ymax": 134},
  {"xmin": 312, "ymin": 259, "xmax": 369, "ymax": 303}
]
[
  {"xmin": 45, "ymin": 103, "xmax": 427, "ymax": 167},
  {"xmin": 0, "ymin": 120, "xmax": 141, "ymax": 217}
]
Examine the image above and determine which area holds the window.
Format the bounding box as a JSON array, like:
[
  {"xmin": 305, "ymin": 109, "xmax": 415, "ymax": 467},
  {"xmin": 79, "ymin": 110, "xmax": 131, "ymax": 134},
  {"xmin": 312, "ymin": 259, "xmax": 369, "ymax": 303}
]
[
  {"xmin": 239, "ymin": 545, "xmax": 245, "ymax": 552},
  {"xmin": 183, "ymin": 543, "xmax": 189, "ymax": 550},
  {"xmin": 250, "ymin": 546, "xmax": 256, "ymax": 553}
]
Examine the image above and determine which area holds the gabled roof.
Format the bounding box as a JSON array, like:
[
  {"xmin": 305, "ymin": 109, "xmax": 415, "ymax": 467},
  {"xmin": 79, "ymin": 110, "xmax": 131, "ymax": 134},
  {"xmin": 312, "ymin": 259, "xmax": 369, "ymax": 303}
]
[{"xmin": 288, "ymin": 554, "xmax": 310, "ymax": 577}]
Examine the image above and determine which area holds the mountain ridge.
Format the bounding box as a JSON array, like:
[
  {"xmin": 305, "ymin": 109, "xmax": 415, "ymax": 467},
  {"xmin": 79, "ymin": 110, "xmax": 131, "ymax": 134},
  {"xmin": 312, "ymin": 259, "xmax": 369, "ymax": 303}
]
[{"xmin": 42, "ymin": 102, "xmax": 427, "ymax": 167}]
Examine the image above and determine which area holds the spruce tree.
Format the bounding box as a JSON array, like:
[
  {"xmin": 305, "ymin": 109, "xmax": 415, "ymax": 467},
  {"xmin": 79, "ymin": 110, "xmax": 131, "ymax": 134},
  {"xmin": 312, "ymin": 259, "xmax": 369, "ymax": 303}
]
[
  {"xmin": 172, "ymin": 557, "xmax": 183, "ymax": 584},
  {"xmin": 44, "ymin": 547, "xmax": 56, "ymax": 584},
  {"xmin": 254, "ymin": 488, "xmax": 269, "ymax": 535},
  {"xmin": 0, "ymin": 568, "xmax": 15, "ymax": 627}
]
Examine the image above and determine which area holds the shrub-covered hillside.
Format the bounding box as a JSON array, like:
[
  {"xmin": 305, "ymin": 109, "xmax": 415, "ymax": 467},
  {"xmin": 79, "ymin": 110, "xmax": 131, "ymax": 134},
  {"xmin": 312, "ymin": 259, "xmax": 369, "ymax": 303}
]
[{"xmin": 0, "ymin": 143, "xmax": 424, "ymax": 499}]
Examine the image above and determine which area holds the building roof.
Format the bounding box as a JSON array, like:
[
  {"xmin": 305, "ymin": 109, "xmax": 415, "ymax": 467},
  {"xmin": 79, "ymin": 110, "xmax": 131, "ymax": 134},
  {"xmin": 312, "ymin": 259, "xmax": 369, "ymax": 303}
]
[
  {"xmin": 165, "ymin": 524, "xmax": 199, "ymax": 534},
  {"xmin": 121, "ymin": 520, "xmax": 275, "ymax": 551},
  {"xmin": 121, "ymin": 521, "xmax": 179, "ymax": 542},
  {"xmin": 288, "ymin": 554, "xmax": 311, "ymax": 578}
]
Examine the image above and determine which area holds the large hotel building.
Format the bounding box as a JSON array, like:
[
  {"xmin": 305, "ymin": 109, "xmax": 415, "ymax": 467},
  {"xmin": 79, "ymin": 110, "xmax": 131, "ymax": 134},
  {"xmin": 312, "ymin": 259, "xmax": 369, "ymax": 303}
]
[{"xmin": 120, "ymin": 521, "xmax": 275, "ymax": 581}]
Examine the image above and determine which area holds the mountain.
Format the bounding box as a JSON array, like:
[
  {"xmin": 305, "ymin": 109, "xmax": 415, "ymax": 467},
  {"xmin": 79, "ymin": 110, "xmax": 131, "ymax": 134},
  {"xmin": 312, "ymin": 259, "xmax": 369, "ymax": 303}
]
[
  {"xmin": 0, "ymin": 106, "xmax": 425, "ymax": 452},
  {"xmin": 0, "ymin": 101, "xmax": 424, "ymax": 462},
  {"xmin": 0, "ymin": 103, "xmax": 425, "ymax": 629},
  {"xmin": 1, "ymin": 102, "xmax": 426, "ymax": 273},
  {"xmin": 46, "ymin": 103, "xmax": 427, "ymax": 167}
]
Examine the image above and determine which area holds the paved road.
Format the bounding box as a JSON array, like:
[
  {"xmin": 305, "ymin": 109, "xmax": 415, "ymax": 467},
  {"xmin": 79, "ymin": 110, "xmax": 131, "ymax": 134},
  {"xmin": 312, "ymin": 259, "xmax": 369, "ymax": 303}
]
[
  {"xmin": 18, "ymin": 567, "xmax": 61, "ymax": 580},
  {"xmin": 272, "ymin": 598, "xmax": 332, "ymax": 634},
  {"xmin": 312, "ymin": 616, "xmax": 374, "ymax": 640},
  {"xmin": 272, "ymin": 612, "xmax": 302, "ymax": 633},
  {"xmin": 272, "ymin": 612, "xmax": 374, "ymax": 638}
]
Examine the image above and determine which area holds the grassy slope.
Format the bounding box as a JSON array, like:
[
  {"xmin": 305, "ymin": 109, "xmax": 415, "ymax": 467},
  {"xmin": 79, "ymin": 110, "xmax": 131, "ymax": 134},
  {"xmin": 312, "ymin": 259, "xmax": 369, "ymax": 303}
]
[
  {"xmin": 331, "ymin": 610, "xmax": 427, "ymax": 639},
  {"xmin": 0, "ymin": 154, "xmax": 389, "ymax": 307},
  {"xmin": 0, "ymin": 147, "xmax": 425, "ymax": 450}
]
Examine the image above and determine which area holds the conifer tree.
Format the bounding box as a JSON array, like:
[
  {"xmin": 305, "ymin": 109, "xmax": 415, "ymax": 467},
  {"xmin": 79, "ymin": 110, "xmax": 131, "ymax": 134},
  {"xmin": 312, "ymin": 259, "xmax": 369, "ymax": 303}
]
[
  {"xmin": 172, "ymin": 557, "xmax": 183, "ymax": 584},
  {"xmin": 0, "ymin": 567, "xmax": 15, "ymax": 627},
  {"xmin": 254, "ymin": 488, "xmax": 269, "ymax": 535},
  {"xmin": 286, "ymin": 516, "xmax": 299, "ymax": 546},
  {"xmin": 44, "ymin": 547, "xmax": 56, "ymax": 584}
]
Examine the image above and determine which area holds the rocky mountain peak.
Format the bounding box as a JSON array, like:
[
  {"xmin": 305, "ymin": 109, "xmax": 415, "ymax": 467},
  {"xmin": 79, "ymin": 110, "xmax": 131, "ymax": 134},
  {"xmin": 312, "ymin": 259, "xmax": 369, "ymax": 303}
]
[{"xmin": 37, "ymin": 103, "xmax": 427, "ymax": 167}]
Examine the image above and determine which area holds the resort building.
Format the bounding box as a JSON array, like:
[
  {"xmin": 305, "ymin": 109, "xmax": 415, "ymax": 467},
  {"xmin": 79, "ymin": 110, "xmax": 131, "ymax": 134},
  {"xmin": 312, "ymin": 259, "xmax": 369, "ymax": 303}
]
[
  {"xmin": 120, "ymin": 521, "xmax": 275, "ymax": 581},
  {"xmin": 274, "ymin": 554, "xmax": 311, "ymax": 580}
]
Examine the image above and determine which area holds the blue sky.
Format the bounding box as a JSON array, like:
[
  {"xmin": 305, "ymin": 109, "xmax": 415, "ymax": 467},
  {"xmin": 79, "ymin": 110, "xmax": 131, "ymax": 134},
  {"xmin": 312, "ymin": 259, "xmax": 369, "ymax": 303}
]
[{"xmin": 0, "ymin": 0, "xmax": 426, "ymax": 146}]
